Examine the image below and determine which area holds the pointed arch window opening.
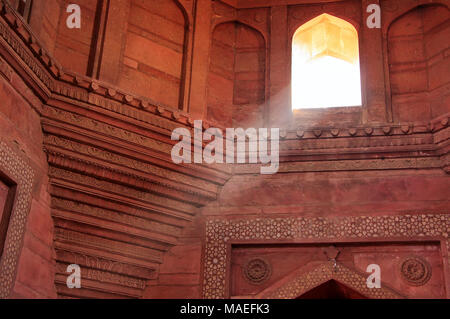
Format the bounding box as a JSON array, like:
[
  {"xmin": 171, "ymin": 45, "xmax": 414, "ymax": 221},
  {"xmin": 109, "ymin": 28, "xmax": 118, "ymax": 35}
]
[{"xmin": 292, "ymin": 14, "xmax": 362, "ymax": 110}]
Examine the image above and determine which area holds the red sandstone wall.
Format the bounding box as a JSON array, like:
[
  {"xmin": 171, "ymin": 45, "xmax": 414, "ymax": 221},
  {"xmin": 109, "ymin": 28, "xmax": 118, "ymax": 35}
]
[
  {"xmin": 53, "ymin": 0, "xmax": 100, "ymax": 76},
  {"xmin": 207, "ymin": 21, "xmax": 266, "ymax": 128},
  {"xmin": 211, "ymin": 171, "xmax": 450, "ymax": 216},
  {"xmin": 0, "ymin": 59, "xmax": 56, "ymax": 298},
  {"xmin": 144, "ymin": 216, "xmax": 203, "ymax": 299},
  {"xmin": 119, "ymin": 0, "xmax": 186, "ymax": 109},
  {"xmin": 23, "ymin": 0, "xmax": 450, "ymax": 127},
  {"xmin": 0, "ymin": 0, "xmax": 448, "ymax": 299},
  {"xmin": 27, "ymin": 0, "xmax": 100, "ymax": 76},
  {"xmin": 28, "ymin": 0, "xmax": 62, "ymax": 54},
  {"xmin": 388, "ymin": 4, "xmax": 450, "ymax": 123},
  {"xmin": 199, "ymin": 169, "xmax": 450, "ymax": 299}
]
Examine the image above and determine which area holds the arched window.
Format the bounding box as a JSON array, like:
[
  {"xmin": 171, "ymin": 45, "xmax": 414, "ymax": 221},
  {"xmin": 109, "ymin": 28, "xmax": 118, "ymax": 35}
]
[{"xmin": 292, "ymin": 14, "xmax": 362, "ymax": 109}]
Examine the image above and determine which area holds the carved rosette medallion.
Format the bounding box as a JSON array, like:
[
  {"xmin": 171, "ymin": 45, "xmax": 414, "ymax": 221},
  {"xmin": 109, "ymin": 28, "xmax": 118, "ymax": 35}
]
[
  {"xmin": 243, "ymin": 258, "xmax": 272, "ymax": 284},
  {"xmin": 400, "ymin": 257, "xmax": 431, "ymax": 286}
]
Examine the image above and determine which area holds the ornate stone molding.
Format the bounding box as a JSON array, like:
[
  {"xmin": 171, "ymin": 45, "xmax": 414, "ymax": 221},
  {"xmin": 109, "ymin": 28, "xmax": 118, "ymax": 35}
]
[
  {"xmin": 49, "ymin": 166, "xmax": 196, "ymax": 216},
  {"xmin": 43, "ymin": 134, "xmax": 218, "ymax": 194},
  {"xmin": 54, "ymin": 227, "xmax": 163, "ymax": 264},
  {"xmin": 0, "ymin": 13, "xmax": 53, "ymax": 90},
  {"xmin": 42, "ymin": 106, "xmax": 173, "ymax": 154},
  {"xmin": 0, "ymin": 0, "xmax": 199, "ymax": 130},
  {"xmin": 0, "ymin": 141, "xmax": 34, "ymax": 298},
  {"xmin": 45, "ymin": 150, "xmax": 215, "ymax": 204},
  {"xmin": 55, "ymin": 261, "xmax": 147, "ymax": 290},
  {"xmin": 234, "ymin": 157, "xmax": 444, "ymax": 174},
  {"xmin": 203, "ymin": 214, "xmax": 450, "ymax": 298},
  {"xmin": 55, "ymin": 249, "xmax": 155, "ymax": 280},
  {"xmin": 51, "ymin": 197, "xmax": 181, "ymax": 237}
]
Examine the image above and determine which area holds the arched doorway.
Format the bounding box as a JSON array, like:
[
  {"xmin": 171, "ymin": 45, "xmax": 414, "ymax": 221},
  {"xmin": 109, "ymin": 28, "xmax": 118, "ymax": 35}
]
[
  {"xmin": 256, "ymin": 261, "xmax": 404, "ymax": 299},
  {"xmin": 297, "ymin": 279, "xmax": 368, "ymax": 299}
]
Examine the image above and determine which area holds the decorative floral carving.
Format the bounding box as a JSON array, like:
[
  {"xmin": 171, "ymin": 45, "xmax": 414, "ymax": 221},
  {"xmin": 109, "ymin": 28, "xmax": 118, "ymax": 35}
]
[
  {"xmin": 400, "ymin": 257, "xmax": 432, "ymax": 286},
  {"xmin": 243, "ymin": 258, "xmax": 271, "ymax": 284}
]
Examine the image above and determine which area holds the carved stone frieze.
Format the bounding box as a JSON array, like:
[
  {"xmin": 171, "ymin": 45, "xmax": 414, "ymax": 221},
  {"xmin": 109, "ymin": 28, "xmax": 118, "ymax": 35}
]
[
  {"xmin": 48, "ymin": 166, "xmax": 196, "ymax": 216},
  {"xmin": 51, "ymin": 197, "xmax": 181, "ymax": 237},
  {"xmin": 44, "ymin": 134, "xmax": 217, "ymax": 194},
  {"xmin": 204, "ymin": 214, "xmax": 450, "ymax": 298}
]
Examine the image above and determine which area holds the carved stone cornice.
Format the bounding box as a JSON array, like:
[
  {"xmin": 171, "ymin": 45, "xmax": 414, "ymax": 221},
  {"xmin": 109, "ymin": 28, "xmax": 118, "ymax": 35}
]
[
  {"xmin": 45, "ymin": 149, "xmax": 217, "ymax": 204},
  {"xmin": 54, "ymin": 227, "xmax": 164, "ymax": 264},
  {"xmin": 41, "ymin": 104, "xmax": 231, "ymax": 181},
  {"xmin": 50, "ymin": 184, "xmax": 190, "ymax": 228},
  {"xmin": 283, "ymin": 120, "xmax": 448, "ymax": 141},
  {"xmin": 48, "ymin": 166, "xmax": 197, "ymax": 217},
  {"xmin": 54, "ymin": 249, "xmax": 153, "ymax": 298},
  {"xmin": 55, "ymin": 249, "xmax": 156, "ymax": 280},
  {"xmin": 235, "ymin": 156, "xmax": 444, "ymax": 175},
  {"xmin": 43, "ymin": 135, "xmax": 220, "ymax": 195},
  {"xmin": 56, "ymin": 262, "xmax": 147, "ymax": 291},
  {"xmin": 51, "ymin": 197, "xmax": 182, "ymax": 238}
]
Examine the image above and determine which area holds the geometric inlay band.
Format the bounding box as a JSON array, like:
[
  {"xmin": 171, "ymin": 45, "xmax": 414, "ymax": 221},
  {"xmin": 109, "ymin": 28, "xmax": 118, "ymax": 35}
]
[{"xmin": 0, "ymin": 141, "xmax": 34, "ymax": 298}]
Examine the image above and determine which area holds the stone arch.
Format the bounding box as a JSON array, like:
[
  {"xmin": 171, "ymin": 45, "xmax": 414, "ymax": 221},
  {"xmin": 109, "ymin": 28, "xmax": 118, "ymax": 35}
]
[
  {"xmin": 211, "ymin": 18, "xmax": 268, "ymax": 45},
  {"xmin": 387, "ymin": 4, "xmax": 450, "ymax": 123},
  {"xmin": 206, "ymin": 21, "xmax": 266, "ymax": 128},
  {"xmin": 256, "ymin": 262, "xmax": 404, "ymax": 299},
  {"xmin": 383, "ymin": 1, "xmax": 450, "ymax": 32},
  {"xmin": 297, "ymin": 279, "xmax": 368, "ymax": 299}
]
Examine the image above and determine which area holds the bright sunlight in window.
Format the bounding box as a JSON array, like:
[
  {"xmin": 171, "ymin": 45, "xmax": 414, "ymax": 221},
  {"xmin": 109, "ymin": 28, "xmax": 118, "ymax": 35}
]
[{"xmin": 292, "ymin": 14, "xmax": 362, "ymax": 109}]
